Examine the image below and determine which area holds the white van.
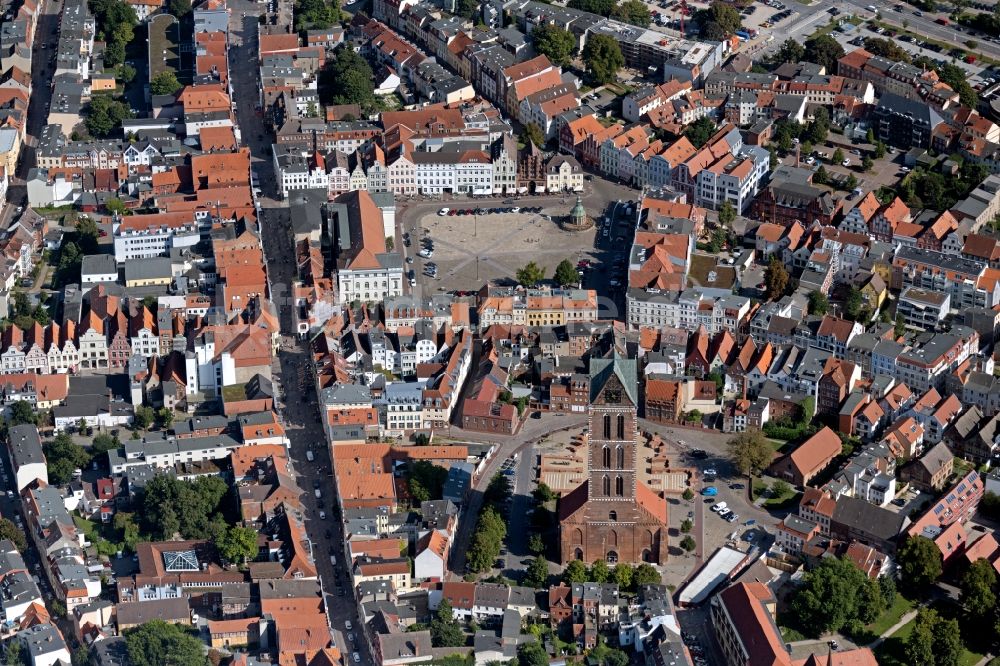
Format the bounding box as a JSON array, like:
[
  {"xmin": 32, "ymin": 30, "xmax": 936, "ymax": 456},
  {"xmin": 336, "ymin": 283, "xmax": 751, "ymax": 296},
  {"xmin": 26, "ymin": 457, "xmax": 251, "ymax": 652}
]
[
  {"xmin": 315, "ymin": 488, "xmax": 322, "ymax": 499},
  {"xmin": 306, "ymin": 450, "xmax": 315, "ymax": 462}
]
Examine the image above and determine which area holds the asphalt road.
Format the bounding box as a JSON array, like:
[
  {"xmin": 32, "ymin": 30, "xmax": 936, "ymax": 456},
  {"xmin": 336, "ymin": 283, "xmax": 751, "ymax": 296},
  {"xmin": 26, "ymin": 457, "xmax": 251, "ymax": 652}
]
[
  {"xmin": 758, "ymin": 0, "xmax": 1000, "ymax": 61},
  {"xmin": 448, "ymin": 413, "xmax": 588, "ymax": 577},
  {"xmin": 226, "ymin": 2, "xmax": 366, "ymax": 661}
]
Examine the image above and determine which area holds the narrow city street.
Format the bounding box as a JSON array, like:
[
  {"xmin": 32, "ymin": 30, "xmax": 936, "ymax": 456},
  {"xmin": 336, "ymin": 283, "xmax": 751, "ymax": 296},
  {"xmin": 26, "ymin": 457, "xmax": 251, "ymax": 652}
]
[{"xmin": 227, "ymin": 3, "xmax": 367, "ymax": 661}]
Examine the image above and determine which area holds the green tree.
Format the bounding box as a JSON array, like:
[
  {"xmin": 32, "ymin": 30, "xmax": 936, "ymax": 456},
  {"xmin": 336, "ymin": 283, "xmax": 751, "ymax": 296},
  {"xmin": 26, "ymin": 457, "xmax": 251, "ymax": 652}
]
[
  {"xmin": 857, "ymin": 577, "xmax": 886, "ymax": 624},
  {"xmin": 455, "ymin": 0, "xmax": 478, "ymax": 19},
  {"xmin": 771, "ymin": 479, "xmax": 791, "ymax": 498},
  {"xmin": 684, "ymin": 116, "xmax": 717, "ymax": 149},
  {"xmin": 960, "ymin": 558, "xmax": 998, "ymax": 623},
  {"xmin": 774, "ymin": 38, "xmax": 805, "ymax": 64},
  {"xmin": 76, "ymin": 217, "xmax": 101, "ymax": 254},
  {"xmin": 105, "ymin": 198, "xmax": 127, "ymax": 216},
  {"xmin": 320, "ymin": 48, "xmax": 376, "ymax": 111},
  {"xmin": 937, "ymin": 62, "xmax": 978, "ymax": 108},
  {"xmin": 866, "ymin": 128, "xmax": 876, "ymax": 144},
  {"xmin": 844, "ymin": 286, "xmax": 863, "ymax": 321},
  {"xmin": 125, "ymin": 620, "xmax": 208, "ymax": 666},
  {"xmin": 804, "ymin": 34, "xmax": 845, "ymax": 72},
  {"xmin": 845, "ymin": 174, "xmax": 859, "ymax": 192},
  {"xmin": 610, "ymin": 0, "xmax": 651, "ymax": 27},
  {"xmin": 894, "ymin": 314, "xmax": 906, "ymax": 338},
  {"xmin": 589, "ymin": 559, "xmax": 609, "ymax": 583},
  {"xmin": 408, "ymin": 460, "xmax": 449, "ymax": 505},
  {"xmin": 150, "ymin": 71, "xmax": 182, "ymax": 96},
  {"xmin": 764, "ymin": 256, "xmax": 788, "ymax": 300},
  {"xmin": 91, "ymin": 433, "xmax": 120, "ymax": 457},
  {"xmin": 807, "ymin": 107, "xmax": 830, "ymax": 144},
  {"xmin": 612, "ymin": 563, "xmax": 633, "ymax": 590},
  {"xmin": 581, "ymin": 34, "xmax": 624, "ymax": 85},
  {"xmin": 718, "ymin": 200, "xmax": 736, "ymax": 228},
  {"xmin": 563, "ymin": 559, "xmax": 588, "ymax": 584},
  {"xmin": 0, "ymin": 518, "xmax": 26, "ymax": 552},
  {"xmin": 133, "ymin": 405, "xmax": 154, "ymax": 430},
  {"xmin": 168, "ymin": 0, "xmax": 191, "ymax": 15},
  {"xmin": 524, "ymin": 555, "xmax": 549, "ymax": 588},
  {"xmin": 430, "ymin": 598, "xmax": 465, "ymax": 647},
  {"xmin": 878, "ymin": 575, "xmax": 896, "ymax": 609},
  {"xmin": 45, "ymin": 434, "xmax": 92, "ymax": 485},
  {"xmin": 156, "ymin": 407, "xmax": 174, "ymax": 430},
  {"xmin": 517, "ymin": 642, "xmax": 549, "ymax": 666},
  {"xmin": 862, "ymin": 37, "xmax": 913, "ymax": 62},
  {"xmin": 832, "ymin": 147, "xmax": 845, "ymax": 164},
  {"xmin": 898, "ymin": 535, "xmax": 943, "ymax": 592},
  {"xmin": 680, "ymin": 519, "xmax": 693, "ymax": 533},
  {"xmin": 467, "ymin": 506, "xmax": 506, "ymax": 573},
  {"xmin": 905, "ymin": 608, "xmax": 936, "ymax": 666},
  {"xmin": 531, "ymin": 23, "xmax": 577, "ymax": 66},
  {"xmin": 682, "ymin": 488, "xmax": 695, "ymax": 501},
  {"xmin": 861, "ymin": 155, "xmax": 874, "ymax": 172},
  {"xmin": 528, "ymin": 533, "xmax": 546, "ymax": 554},
  {"xmin": 807, "ymin": 290, "xmax": 829, "ymax": 315},
  {"xmin": 516, "ymin": 261, "xmax": 545, "ymax": 287},
  {"xmin": 632, "ymin": 563, "xmax": 661, "ymax": 587},
  {"xmin": 695, "ymin": 0, "xmax": 742, "ymax": 37},
  {"xmin": 523, "ymin": 122, "xmax": 545, "ymax": 148},
  {"xmin": 566, "ymin": 0, "xmax": 615, "ymax": 13},
  {"xmin": 790, "ymin": 557, "xmax": 869, "ymax": 635},
  {"xmin": 4, "ymin": 638, "xmax": 22, "ymax": 666},
  {"xmin": 932, "ymin": 615, "xmax": 963, "ymax": 666},
  {"xmin": 85, "ymin": 94, "xmax": 133, "ymax": 138},
  {"xmin": 9, "ymin": 400, "xmax": 36, "ymax": 426},
  {"xmin": 727, "ymin": 429, "xmax": 774, "ymax": 477},
  {"xmin": 680, "ymin": 535, "xmax": 696, "ymax": 552},
  {"xmin": 768, "ymin": 146, "xmax": 778, "ymax": 169},
  {"xmin": 140, "ymin": 474, "xmax": 230, "ymax": 540},
  {"xmin": 814, "ymin": 165, "xmax": 829, "ymax": 185},
  {"xmin": 533, "ymin": 483, "xmax": 556, "ymax": 503},
  {"xmin": 114, "ymin": 511, "xmax": 141, "ymax": 551},
  {"xmin": 117, "ymin": 63, "xmax": 136, "ymax": 83},
  {"xmin": 554, "ymin": 259, "xmax": 579, "ymax": 286},
  {"xmin": 874, "ymin": 141, "xmax": 886, "ymax": 158},
  {"xmin": 215, "ymin": 525, "xmax": 258, "ymax": 564},
  {"xmin": 294, "ymin": 0, "xmax": 340, "ymax": 30}
]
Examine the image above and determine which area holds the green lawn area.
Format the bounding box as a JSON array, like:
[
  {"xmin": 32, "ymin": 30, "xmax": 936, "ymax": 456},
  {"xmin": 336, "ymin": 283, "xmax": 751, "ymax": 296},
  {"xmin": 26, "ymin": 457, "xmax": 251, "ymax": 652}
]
[
  {"xmin": 867, "ymin": 594, "xmax": 917, "ymax": 637},
  {"xmin": 221, "ymin": 384, "xmax": 248, "ymax": 401},
  {"xmin": 764, "ymin": 490, "xmax": 802, "ymax": 510},
  {"xmin": 875, "ymin": 618, "xmax": 984, "ymax": 666}
]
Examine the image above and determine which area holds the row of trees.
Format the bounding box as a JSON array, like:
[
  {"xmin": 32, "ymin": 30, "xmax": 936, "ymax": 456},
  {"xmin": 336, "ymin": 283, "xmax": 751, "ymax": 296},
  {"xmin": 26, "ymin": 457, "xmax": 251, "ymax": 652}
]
[
  {"xmin": 466, "ymin": 474, "xmax": 512, "ymax": 573},
  {"xmin": 88, "ymin": 0, "xmax": 137, "ymax": 67},
  {"xmin": 561, "ymin": 558, "xmax": 661, "ymax": 590},
  {"xmin": 515, "ymin": 259, "xmax": 583, "ymax": 288}
]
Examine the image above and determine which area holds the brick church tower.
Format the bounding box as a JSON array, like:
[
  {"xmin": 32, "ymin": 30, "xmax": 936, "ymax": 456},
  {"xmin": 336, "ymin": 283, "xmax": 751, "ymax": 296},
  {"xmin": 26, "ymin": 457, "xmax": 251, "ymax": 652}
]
[{"xmin": 558, "ymin": 356, "xmax": 669, "ymax": 564}]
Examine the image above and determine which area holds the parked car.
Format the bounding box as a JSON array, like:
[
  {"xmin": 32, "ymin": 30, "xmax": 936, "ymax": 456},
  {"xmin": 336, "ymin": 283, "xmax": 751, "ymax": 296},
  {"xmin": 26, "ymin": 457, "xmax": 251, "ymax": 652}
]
[{"xmin": 701, "ymin": 486, "xmax": 718, "ymax": 496}]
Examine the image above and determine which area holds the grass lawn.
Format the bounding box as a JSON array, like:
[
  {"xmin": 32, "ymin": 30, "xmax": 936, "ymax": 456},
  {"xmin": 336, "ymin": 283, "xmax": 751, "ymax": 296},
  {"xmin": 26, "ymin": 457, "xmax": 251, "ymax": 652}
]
[
  {"xmin": 221, "ymin": 383, "xmax": 248, "ymax": 401},
  {"xmin": 866, "ymin": 593, "xmax": 916, "ymax": 637},
  {"xmin": 764, "ymin": 490, "xmax": 802, "ymax": 510},
  {"xmin": 875, "ymin": 602, "xmax": 986, "ymax": 666}
]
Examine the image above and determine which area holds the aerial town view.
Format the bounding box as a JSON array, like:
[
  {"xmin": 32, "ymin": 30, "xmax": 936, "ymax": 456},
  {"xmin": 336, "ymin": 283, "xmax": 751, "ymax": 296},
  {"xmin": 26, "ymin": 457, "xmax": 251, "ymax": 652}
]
[{"xmin": 1, "ymin": 0, "xmax": 1000, "ymax": 661}]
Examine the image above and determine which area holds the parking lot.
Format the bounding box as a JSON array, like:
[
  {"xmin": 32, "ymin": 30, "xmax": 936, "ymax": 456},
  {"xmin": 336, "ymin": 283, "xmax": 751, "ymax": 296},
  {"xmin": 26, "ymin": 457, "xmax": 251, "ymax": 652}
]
[{"xmin": 404, "ymin": 204, "xmax": 600, "ymax": 293}]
